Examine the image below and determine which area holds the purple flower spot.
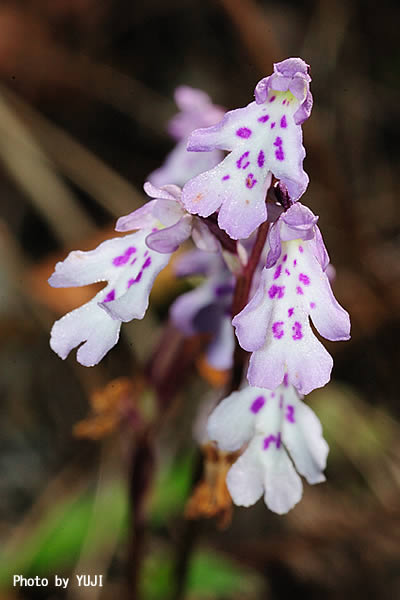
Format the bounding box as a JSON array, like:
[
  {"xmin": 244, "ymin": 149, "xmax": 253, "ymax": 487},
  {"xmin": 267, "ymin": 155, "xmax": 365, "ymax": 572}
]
[
  {"xmin": 296, "ymin": 286, "xmax": 303, "ymax": 295},
  {"xmin": 288, "ymin": 307, "xmax": 294, "ymax": 317},
  {"xmin": 113, "ymin": 246, "xmax": 137, "ymax": 266},
  {"xmin": 142, "ymin": 256, "xmax": 152, "ymax": 269},
  {"xmin": 103, "ymin": 289, "xmax": 115, "ymax": 303},
  {"xmin": 272, "ymin": 321, "xmax": 284, "ymax": 339},
  {"xmin": 222, "ymin": 174, "xmax": 230, "ymax": 181},
  {"xmin": 299, "ymin": 246, "xmax": 304, "ymax": 253},
  {"xmin": 285, "ymin": 268, "xmax": 291, "ymax": 276},
  {"xmin": 310, "ymin": 302, "xmax": 316, "ymax": 309},
  {"xmin": 130, "ymin": 257, "xmax": 137, "ymax": 266},
  {"xmin": 282, "ymin": 99, "xmax": 286, "ymax": 105},
  {"xmin": 258, "ymin": 114, "xmax": 270, "ymax": 123},
  {"xmin": 279, "ymin": 394, "xmax": 284, "ymax": 408},
  {"xmin": 263, "ymin": 432, "xmax": 281, "ymax": 450},
  {"xmin": 273, "ymin": 136, "xmax": 284, "ymax": 160},
  {"xmin": 283, "ymin": 373, "xmax": 289, "ymax": 387},
  {"xmin": 280, "ymin": 115, "xmax": 287, "ymax": 128},
  {"xmin": 274, "ymin": 264, "xmax": 282, "ymax": 279},
  {"xmin": 250, "ymin": 395, "xmax": 265, "ymax": 414},
  {"xmin": 144, "ymin": 250, "xmax": 149, "ymax": 257},
  {"xmin": 268, "ymin": 285, "xmax": 285, "ymax": 299},
  {"xmin": 245, "ymin": 173, "xmax": 257, "ymax": 189},
  {"xmin": 236, "ymin": 127, "xmax": 252, "ymax": 138},
  {"xmin": 283, "ymin": 254, "xmax": 287, "ymax": 262},
  {"xmin": 257, "ymin": 150, "xmax": 265, "ymax": 168},
  {"xmin": 292, "ymin": 321, "xmax": 303, "ymax": 340},
  {"xmin": 293, "ymin": 259, "xmax": 297, "ymax": 267},
  {"xmin": 128, "ymin": 271, "xmax": 143, "ymax": 287},
  {"xmin": 286, "ymin": 405, "xmax": 295, "ymax": 423},
  {"xmin": 271, "ymin": 392, "xmax": 275, "ymax": 398},
  {"xmin": 214, "ymin": 283, "xmax": 234, "ymax": 297},
  {"xmin": 269, "ymin": 95, "xmax": 276, "ymax": 103},
  {"xmin": 237, "ymin": 151, "xmax": 250, "ymax": 170},
  {"xmin": 270, "ymin": 122, "xmax": 276, "ymax": 129},
  {"xmin": 299, "ymin": 273, "xmax": 310, "ymax": 285},
  {"xmin": 268, "ymin": 285, "xmax": 277, "ymax": 298}
]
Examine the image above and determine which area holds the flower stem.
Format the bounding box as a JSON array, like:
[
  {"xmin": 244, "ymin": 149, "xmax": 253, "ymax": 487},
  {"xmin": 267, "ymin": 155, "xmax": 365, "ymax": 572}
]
[{"xmin": 230, "ymin": 219, "xmax": 270, "ymax": 391}]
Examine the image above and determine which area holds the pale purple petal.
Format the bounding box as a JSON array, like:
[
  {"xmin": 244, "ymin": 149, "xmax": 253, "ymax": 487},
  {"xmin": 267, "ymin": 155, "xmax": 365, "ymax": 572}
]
[
  {"xmin": 100, "ymin": 241, "xmax": 171, "ymax": 322},
  {"xmin": 170, "ymin": 281, "xmax": 216, "ymax": 335},
  {"xmin": 182, "ymin": 59, "xmax": 312, "ymax": 239},
  {"xmin": 149, "ymin": 140, "xmax": 224, "ymax": 188},
  {"xmin": 49, "ymin": 230, "xmax": 172, "ymax": 365},
  {"xmin": 152, "ymin": 197, "xmax": 185, "ymax": 226},
  {"xmin": 206, "ymin": 316, "xmax": 235, "ymax": 370},
  {"xmin": 232, "ymin": 269, "xmax": 272, "ymax": 351},
  {"xmin": 260, "ymin": 439, "xmax": 303, "ymax": 514},
  {"xmin": 168, "ymin": 86, "xmax": 225, "ymax": 140},
  {"xmin": 235, "ymin": 214, "xmax": 349, "ymax": 394},
  {"xmin": 312, "ymin": 225, "xmax": 330, "ymax": 271},
  {"xmin": 50, "ymin": 292, "xmax": 121, "ymax": 367},
  {"xmin": 256, "ymin": 59, "xmax": 312, "ymax": 125},
  {"xmin": 217, "ymin": 170, "xmax": 271, "ymax": 239},
  {"xmin": 265, "ymin": 220, "xmax": 282, "ymax": 267},
  {"xmin": 145, "ymin": 215, "xmax": 193, "ymax": 253},
  {"xmin": 143, "ymin": 181, "xmax": 181, "ymax": 202},
  {"xmin": 207, "ymin": 387, "xmax": 262, "ymax": 451},
  {"xmin": 282, "ymin": 398, "xmax": 329, "ymax": 484},
  {"xmin": 115, "ymin": 200, "xmax": 158, "ymax": 232},
  {"xmin": 279, "ymin": 203, "xmax": 318, "ymax": 242},
  {"xmin": 247, "ymin": 321, "xmax": 333, "ymax": 395},
  {"xmin": 49, "ymin": 234, "xmax": 142, "ymax": 287},
  {"xmin": 226, "ymin": 443, "xmax": 264, "ymax": 507},
  {"xmin": 173, "ymin": 248, "xmax": 214, "ymax": 277},
  {"xmin": 299, "ymin": 251, "xmax": 350, "ymax": 341},
  {"xmin": 191, "ymin": 219, "xmax": 220, "ymax": 252},
  {"xmin": 266, "ymin": 202, "xmax": 329, "ymax": 267},
  {"xmin": 150, "ymin": 86, "xmax": 225, "ymax": 186}
]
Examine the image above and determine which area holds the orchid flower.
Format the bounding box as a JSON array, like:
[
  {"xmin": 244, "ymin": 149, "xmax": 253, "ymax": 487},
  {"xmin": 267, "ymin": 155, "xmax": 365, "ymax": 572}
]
[
  {"xmin": 233, "ymin": 202, "xmax": 350, "ymax": 394},
  {"xmin": 181, "ymin": 58, "xmax": 312, "ymax": 239},
  {"xmin": 49, "ymin": 182, "xmax": 216, "ymax": 366},
  {"xmin": 207, "ymin": 383, "xmax": 328, "ymax": 514}
]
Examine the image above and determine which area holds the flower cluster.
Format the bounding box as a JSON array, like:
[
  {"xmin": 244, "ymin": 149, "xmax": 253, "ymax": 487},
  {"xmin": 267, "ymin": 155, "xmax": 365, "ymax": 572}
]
[
  {"xmin": 207, "ymin": 383, "xmax": 328, "ymax": 514},
  {"xmin": 49, "ymin": 59, "xmax": 350, "ymax": 514}
]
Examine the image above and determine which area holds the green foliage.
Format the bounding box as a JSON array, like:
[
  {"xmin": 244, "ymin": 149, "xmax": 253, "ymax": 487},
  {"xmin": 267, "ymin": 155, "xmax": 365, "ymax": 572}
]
[
  {"xmin": 140, "ymin": 548, "xmax": 261, "ymax": 600},
  {"xmin": 0, "ymin": 479, "xmax": 128, "ymax": 587}
]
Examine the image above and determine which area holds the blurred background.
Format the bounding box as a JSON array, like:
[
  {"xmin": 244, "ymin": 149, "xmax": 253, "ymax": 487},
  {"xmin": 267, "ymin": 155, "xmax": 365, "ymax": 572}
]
[{"xmin": 0, "ymin": 0, "xmax": 399, "ymax": 598}]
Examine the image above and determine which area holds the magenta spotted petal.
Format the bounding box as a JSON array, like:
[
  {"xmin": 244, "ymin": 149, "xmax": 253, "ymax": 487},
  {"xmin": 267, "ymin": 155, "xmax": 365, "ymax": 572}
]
[
  {"xmin": 181, "ymin": 58, "xmax": 312, "ymax": 239},
  {"xmin": 233, "ymin": 206, "xmax": 350, "ymax": 394},
  {"xmin": 49, "ymin": 230, "xmax": 171, "ymax": 366},
  {"xmin": 207, "ymin": 383, "xmax": 328, "ymax": 514}
]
